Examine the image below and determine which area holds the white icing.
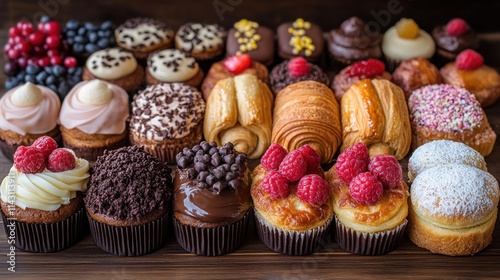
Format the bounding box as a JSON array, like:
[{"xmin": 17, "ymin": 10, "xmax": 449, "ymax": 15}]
[
  {"xmin": 77, "ymin": 80, "xmax": 113, "ymax": 105},
  {"xmin": 175, "ymin": 23, "xmax": 225, "ymax": 53},
  {"xmin": 86, "ymin": 48, "xmax": 137, "ymax": 80},
  {"xmin": 115, "ymin": 22, "xmax": 173, "ymax": 51},
  {"xmin": 382, "ymin": 26, "xmax": 435, "ymax": 60},
  {"xmin": 147, "ymin": 49, "xmax": 199, "ymax": 82},
  {"xmin": 10, "ymin": 82, "xmax": 43, "ymax": 107}
]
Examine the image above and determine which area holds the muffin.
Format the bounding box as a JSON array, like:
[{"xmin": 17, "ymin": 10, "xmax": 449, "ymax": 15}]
[
  {"xmin": 130, "ymin": 83, "xmax": 205, "ymax": 164},
  {"xmin": 226, "ymin": 19, "xmax": 275, "ymax": 66},
  {"xmin": 175, "ymin": 23, "xmax": 226, "ymax": 61},
  {"xmin": 331, "ymin": 58, "xmax": 391, "ymax": 101},
  {"xmin": 0, "ymin": 136, "xmax": 89, "ymax": 252},
  {"xmin": 440, "ymin": 49, "xmax": 500, "ymax": 107},
  {"xmin": 82, "ymin": 47, "xmax": 145, "ymax": 92},
  {"xmin": 382, "ymin": 18, "xmax": 435, "ymax": 71},
  {"xmin": 269, "ymin": 57, "xmax": 329, "ymax": 94},
  {"xmin": 408, "ymin": 84, "xmax": 496, "ymax": 156},
  {"xmin": 173, "ymin": 141, "xmax": 251, "ymax": 256},
  {"xmin": 85, "ymin": 146, "xmax": 172, "ymax": 256},
  {"xmin": 277, "ymin": 18, "xmax": 324, "ymax": 62},
  {"xmin": 0, "ymin": 82, "xmax": 61, "ymax": 161},
  {"xmin": 252, "ymin": 144, "xmax": 333, "ymax": 255},
  {"xmin": 146, "ymin": 49, "xmax": 204, "ymax": 87},
  {"xmin": 59, "ymin": 80, "xmax": 129, "ymax": 161},
  {"xmin": 391, "ymin": 58, "xmax": 443, "ymax": 99},
  {"xmin": 432, "ymin": 18, "xmax": 479, "ymax": 65},
  {"xmin": 326, "ymin": 142, "xmax": 409, "ymax": 255},
  {"xmin": 115, "ymin": 17, "xmax": 174, "ymax": 59}
]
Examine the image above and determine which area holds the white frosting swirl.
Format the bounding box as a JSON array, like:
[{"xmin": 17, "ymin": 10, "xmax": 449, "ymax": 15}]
[
  {"xmin": 147, "ymin": 49, "xmax": 199, "ymax": 82},
  {"xmin": 175, "ymin": 23, "xmax": 226, "ymax": 53},
  {"xmin": 10, "ymin": 82, "xmax": 43, "ymax": 106},
  {"xmin": 382, "ymin": 26, "xmax": 435, "ymax": 60},
  {"xmin": 86, "ymin": 48, "xmax": 137, "ymax": 80}
]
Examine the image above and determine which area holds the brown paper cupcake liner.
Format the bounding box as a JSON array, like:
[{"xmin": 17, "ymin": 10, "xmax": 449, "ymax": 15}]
[
  {"xmin": 254, "ymin": 210, "xmax": 333, "ymax": 256},
  {"xmin": 64, "ymin": 136, "xmax": 129, "ymax": 162},
  {"xmin": 0, "ymin": 208, "xmax": 84, "ymax": 253},
  {"xmin": 173, "ymin": 210, "xmax": 251, "ymax": 256},
  {"xmin": 334, "ymin": 216, "xmax": 408, "ymax": 255},
  {"xmin": 87, "ymin": 212, "xmax": 168, "ymax": 256}
]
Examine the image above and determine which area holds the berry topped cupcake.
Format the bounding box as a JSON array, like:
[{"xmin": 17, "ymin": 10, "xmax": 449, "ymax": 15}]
[
  {"xmin": 277, "ymin": 18, "xmax": 324, "ymax": 62},
  {"xmin": 432, "ymin": 18, "xmax": 479, "ymax": 64},
  {"xmin": 226, "ymin": 19, "xmax": 275, "ymax": 66},
  {"xmin": 175, "ymin": 23, "xmax": 226, "ymax": 61},
  {"xmin": 146, "ymin": 49, "xmax": 204, "ymax": 87},
  {"xmin": 269, "ymin": 57, "xmax": 329, "ymax": 94}
]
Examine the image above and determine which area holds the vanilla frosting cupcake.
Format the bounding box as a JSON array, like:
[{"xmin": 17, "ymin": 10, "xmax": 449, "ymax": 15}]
[
  {"xmin": 175, "ymin": 23, "xmax": 226, "ymax": 60},
  {"xmin": 0, "ymin": 82, "xmax": 61, "ymax": 160},
  {"xmin": 59, "ymin": 80, "xmax": 129, "ymax": 161},
  {"xmin": 146, "ymin": 49, "xmax": 204, "ymax": 87}
]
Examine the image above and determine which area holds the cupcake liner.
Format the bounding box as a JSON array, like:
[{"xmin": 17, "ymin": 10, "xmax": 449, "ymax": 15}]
[
  {"xmin": 334, "ymin": 216, "xmax": 408, "ymax": 255},
  {"xmin": 0, "ymin": 208, "xmax": 84, "ymax": 253},
  {"xmin": 64, "ymin": 136, "xmax": 129, "ymax": 162},
  {"xmin": 87, "ymin": 212, "xmax": 168, "ymax": 256},
  {"xmin": 0, "ymin": 132, "xmax": 62, "ymax": 161},
  {"xmin": 173, "ymin": 210, "xmax": 251, "ymax": 256},
  {"xmin": 254, "ymin": 210, "xmax": 333, "ymax": 256}
]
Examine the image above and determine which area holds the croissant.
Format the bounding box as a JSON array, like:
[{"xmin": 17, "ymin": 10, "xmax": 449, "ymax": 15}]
[
  {"xmin": 341, "ymin": 79, "xmax": 411, "ymax": 160},
  {"xmin": 272, "ymin": 81, "xmax": 342, "ymax": 163},
  {"xmin": 203, "ymin": 73, "xmax": 273, "ymax": 159}
]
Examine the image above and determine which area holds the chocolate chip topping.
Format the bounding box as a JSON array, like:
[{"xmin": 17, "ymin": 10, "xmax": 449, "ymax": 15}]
[
  {"xmin": 176, "ymin": 23, "xmax": 226, "ymax": 53},
  {"xmin": 115, "ymin": 17, "xmax": 174, "ymax": 51},
  {"xmin": 85, "ymin": 146, "xmax": 172, "ymax": 221}
]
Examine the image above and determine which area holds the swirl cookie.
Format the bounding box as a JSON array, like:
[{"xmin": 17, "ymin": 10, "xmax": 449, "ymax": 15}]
[
  {"xmin": 146, "ymin": 49, "xmax": 204, "ymax": 87},
  {"xmin": 175, "ymin": 23, "xmax": 226, "ymax": 60}
]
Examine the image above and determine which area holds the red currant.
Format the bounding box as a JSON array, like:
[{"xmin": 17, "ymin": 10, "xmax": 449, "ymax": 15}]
[
  {"xmin": 28, "ymin": 31, "xmax": 45, "ymax": 46},
  {"xmin": 4, "ymin": 43, "xmax": 12, "ymax": 54},
  {"xmin": 43, "ymin": 21, "xmax": 61, "ymax": 36},
  {"xmin": 33, "ymin": 45, "xmax": 45, "ymax": 55},
  {"xmin": 13, "ymin": 36, "xmax": 23, "ymax": 44},
  {"xmin": 38, "ymin": 56, "xmax": 51, "ymax": 67},
  {"xmin": 45, "ymin": 35, "xmax": 61, "ymax": 49},
  {"xmin": 7, "ymin": 49, "xmax": 21, "ymax": 60},
  {"xmin": 47, "ymin": 49, "xmax": 59, "ymax": 57},
  {"xmin": 9, "ymin": 27, "xmax": 21, "ymax": 38},
  {"xmin": 17, "ymin": 57, "xmax": 28, "ymax": 68},
  {"xmin": 16, "ymin": 40, "xmax": 32, "ymax": 54},
  {"xmin": 27, "ymin": 57, "xmax": 38, "ymax": 66},
  {"xmin": 16, "ymin": 21, "xmax": 27, "ymax": 29},
  {"xmin": 64, "ymin": 56, "xmax": 77, "ymax": 68},
  {"xmin": 21, "ymin": 22, "xmax": 34, "ymax": 37},
  {"xmin": 50, "ymin": 55, "xmax": 62, "ymax": 65}
]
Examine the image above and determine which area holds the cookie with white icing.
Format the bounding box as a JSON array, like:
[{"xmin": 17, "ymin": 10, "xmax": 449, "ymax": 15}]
[
  {"xmin": 175, "ymin": 23, "xmax": 226, "ymax": 60},
  {"xmin": 146, "ymin": 49, "xmax": 204, "ymax": 87}
]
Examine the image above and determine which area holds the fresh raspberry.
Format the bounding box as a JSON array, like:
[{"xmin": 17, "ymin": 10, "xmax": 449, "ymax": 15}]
[
  {"xmin": 31, "ymin": 136, "xmax": 58, "ymax": 159},
  {"xmin": 349, "ymin": 172, "xmax": 383, "ymax": 205},
  {"xmin": 223, "ymin": 54, "xmax": 252, "ymax": 74},
  {"xmin": 445, "ymin": 18, "xmax": 469, "ymax": 36},
  {"xmin": 296, "ymin": 144, "xmax": 321, "ymax": 173},
  {"xmin": 262, "ymin": 170, "xmax": 289, "ymax": 199},
  {"xmin": 278, "ymin": 150, "xmax": 307, "ymax": 182},
  {"xmin": 335, "ymin": 142, "xmax": 370, "ymax": 183},
  {"xmin": 288, "ymin": 57, "xmax": 310, "ymax": 78},
  {"xmin": 261, "ymin": 143, "xmax": 288, "ymax": 171},
  {"xmin": 456, "ymin": 49, "xmax": 484, "ymax": 71},
  {"xmin": 345, "ymin": 59, "xmax": 385, "ymax": 78},
  {"xmin": 368, "ymin": 155, "xmax": 402, "ymax": 189},
  {"xmin": 297, "ymin": 174, "xmax": 329, "ymax": 205},
  {"xmin": 343, "ymin": 142, "xmax": 370, "ymax": 164},
  {"xmin": 46, "ymin": 148, "xmax": 76, "ymax": 172},
  {"xmin": 13, "ymin": 146, "xmax": 46, "ymax": 173}
]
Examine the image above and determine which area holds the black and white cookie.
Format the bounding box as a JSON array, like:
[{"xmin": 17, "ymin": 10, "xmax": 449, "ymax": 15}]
[{"xmin": 175, "ymin": 23, "xmax": 226, "ymax": 60}]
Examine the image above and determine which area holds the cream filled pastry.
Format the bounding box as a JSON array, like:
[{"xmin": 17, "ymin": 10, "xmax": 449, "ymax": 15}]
[{"xmin": 146, "ymin": 49, "xmax": 204, "ymax": 87}]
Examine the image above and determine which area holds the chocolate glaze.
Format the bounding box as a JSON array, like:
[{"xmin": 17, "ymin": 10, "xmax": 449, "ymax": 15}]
[
  {"xmin": 227, "ymin": 25, "xmax": 275, "ymax": 65},
  {"xmin": 432, "ymin": 26, "xmax": 479, "ymax": 54},
  {"xmin": 277, "ymin": 20, "xmax": 324, "ymax": 62}
]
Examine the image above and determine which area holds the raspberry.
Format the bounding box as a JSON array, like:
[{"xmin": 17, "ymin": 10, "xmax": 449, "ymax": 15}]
[
  {"xmin": 349, "ymin": 172, "xmax": 383, "ymax": 205},
  {"xmin": 223, "ymin": 54, "xmax": 252, "ymax": 74},
  {"xmin": 288, "ymin": 57, "xmax": 310, "ymax": 78},
  {"xmin": 345, "ymin": 59, "xmax": 385, "ymax": 78},
  {"xmin": 262, "ymin": 170, "xmax": 289, "ymax": 199},
  {"xmin": 445, "ymin": 18, "xmax": 469, "ymax": 36},
  {"xmin": 46, "ymin": 148, "xmax": 76, "ymax": 172},
  {"xmin": 13, "ymin": 146, "xmax": 46, "ymax": 173},
  {"xmin": 31, "ymin": 136, "xmax": 58, "ymax": 159},
  {"xmin": 296, "ymin": 144, "xmax": 321, "ymax": 173},
  {"xmin": 278, "ymin": 150, "xmax": 307, "ymax": 182},
  {"xmin": 368, "ymin": 155, "xmax": 402, "ymax": 189},
  {"xmin": 335, "ymin": 142, "xmax": 370, "ymax": 183},
  {"xmin": 343, "ymin": 142, "xmax": 370, "ymax": 164},
  {"xmin": 395, "ymin": 18, "xmax": 419, "ymax": 39},
  {"xmin": 456, "ymin": 49, "xmax": 484, "ymax": 71},
  {"xmin": 261, "ymin": 143, "xmax": 288, "ymax": 171},
  {"xmin": 297, "ymin": 174, "xmax": 329, "ymax": 205}
]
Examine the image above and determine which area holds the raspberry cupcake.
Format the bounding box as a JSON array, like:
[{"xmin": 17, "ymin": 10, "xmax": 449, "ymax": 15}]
[
  {"xmin": 226, "ymin": 19, "xmax": 275, "ymax": 66},
  {"xmin": 432, "ymin": 18, "xmax": 479, "ymax": 65},
  {"xmin": 146, "ymin": 49, "xmax": 204, "ymax": 87},
  {"xmin": 269, "ymin": 57, "xmax": 329, "ymax": 94},
  {"xmin": 0, "ymin": 136, "xmax": 89, "ymax": 252},
  {"xmin": 173, "ymin": 141, "xmax": 251, "ymax": 256},
  {"xmin": 251, "ymin": 144, "xmax": 333, "ymax": 255},
  {"xmin": 326, "ymin": 142, "xmax": 409, "ymax": 255},
  {"xmin": 85, "ymin": 146, "xmax": 172, "ymax": 256},
  {"xmin": 277, "ymin": 18, "xmax": 324, "ymax": 63},
  {"xmin": 391, "ymin": 58, "xmax": 443, "ymax": 99}
]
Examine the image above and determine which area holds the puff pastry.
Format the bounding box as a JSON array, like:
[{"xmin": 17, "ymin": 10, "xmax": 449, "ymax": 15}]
[
  {"xmin": 203, "ymin": 73, "xmax": 273, "ymax": 159},
  {"xmin": 341, "ymin": 79, "xmax": 411, "ymax": 160},
  {"xmin": 272, "ymin": 81, "xmax": 341, "ymax": 163}
]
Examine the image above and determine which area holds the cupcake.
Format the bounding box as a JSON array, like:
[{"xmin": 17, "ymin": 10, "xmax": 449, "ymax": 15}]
[
  {"xmin": 0, "ymin": 82, "xmax": 61, "ymax": 160},
  {"xmin": 382, "ymin": 18, "xmax": 435, "ymax": 71},
  {"xmin": 59, "ymin": 80, "xmax": 129, "ymax": 161},
  {"xmin": 130, "ymin": 83, "xmax": 205, "ymax": 164},
  {"xmin": 331, "ymin": 58, "xmax": 391, "ymax": 101},
  {"xmin": 326, "ymin": 142, "xmax": 409, "ymax": 255},
  {"xmin": 277, "ymin": 18, "xmax": 324, "ymax": 62},
  {"xmin": 432, "ymin": 18, "xmax": 479, "ymax": 65},
  {"xmin": 175, "ymin": 23, "xmax": 226, "ymax": 61},
  {"xmin": 0, "ymin": 136, "xmax": 89, "ymax": 252},
  {"xmin": 327, "ymin": 17, "xmax": 382, "ymax": 71},
  {"xmin": 226, "ymin": 19, "xmax": 275, "ymax": 66},
  {"xmin": 251, "ymin": 144, "xmax": 333, "ymax": 255},
  {"xmin": 82, "ymin": 47, "xmax": 145, "ymax": 92},
  {"xmin": 391, "ymin": 58, "xmax": 443, "ymax": 99},
  {"xmin": 146, "ymin": 49, "xmax": 204, "ymax": 87},
  {"xmin": 440, "ymin": 49, "xmax": 500, "ymax": 107},
  {"xmin": 269, "ymin": 57, "xmax": 329, "ymax": 94},
  {"xmin": 173, "ymin": 141, "xmax": 251, "ymax": 256},
  {"xmin": 85, "ymin": 146, "xmax": 172, "ymax": 256}
]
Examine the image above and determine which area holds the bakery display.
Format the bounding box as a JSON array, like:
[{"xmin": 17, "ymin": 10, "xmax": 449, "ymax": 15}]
[
  {"xmin": 391, "ymin": 58, "xmax": 443, "ymax": 99},
  {"xmin": 277, "ymin": 18, "xmax": 324, "ymax": 62},
  {"xmin": 146, "ymin": 48, "xmax": 204, "ymax": 87},
  {"xmin": 272, "ymin": 81, "xmax": 341, "ymax": 163},
  {"xmin": 432, "ymin": 18, "xmax": 479, "ymax": 64},
  {"xmin": 226, "ymin": 19, "xmax": 275, "ymax": 66},
  {"xmin": 340, "ymin": 79, "xmax": 411, "ymax": 160},
  {"xmin": 204, "ymin": 73, "xmax": 273, "ymax": 159},
  {"xmin": 175, "ymin": 23, "xmax": 226, "ymax": 61},
  {"xmin": 269, "ymin": 57, "xmax": 329, "ymax": 94},
  {"xmin": 408, "ymin": 84, "xmax": 496, "ymax": 156}
]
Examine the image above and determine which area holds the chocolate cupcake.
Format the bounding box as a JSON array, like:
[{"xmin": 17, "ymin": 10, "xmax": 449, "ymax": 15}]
[
  {"xmin": 277, "ymin": 18, "xmax": 324, "ymax": 63},
  {"xmin": 173, "ymin": 141, "xmax": 252, "ymax": 256},
  {"xmin": 226, "ymin": 19, "xmax": 275, "ymax": 66},
  {"xmin": 270, "ymin": 57, "xmax": 329, "ymax": 94},
  {"xmin": 432, "ymin": 18, "xmax": 479, "ymax": 66},
  {"xmin": 146, "ymin": 49, "xmax": 204, "ymax": 87},
  {"xmin": 85, "ymin": 146, "xmax": 172, "ymax": 256}
]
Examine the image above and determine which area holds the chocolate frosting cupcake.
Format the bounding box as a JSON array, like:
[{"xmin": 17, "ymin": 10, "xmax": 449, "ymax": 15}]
[{"xmin": 270, "ymin": 59, "xmax": 329, "ymax": 94}]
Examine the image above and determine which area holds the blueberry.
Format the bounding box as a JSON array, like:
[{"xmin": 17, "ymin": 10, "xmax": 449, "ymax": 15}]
[
  {"xmin": 77, "ymin": 27, "xmax": 87, "ymax": 35},
  {"xmin": 16, "ymin": 71, "xmax": 25, "ymax": 80},
  {"xmin": 67, "ymin": 66, "xmax": 76, "ymax": 75},
  {"xmin": 88, "ymin": 32, "xmax": 98, "ymax": 43},
  {"xmin": 100, "ymin": 20, "xmax": 114, "ymax": 30},
  {"xmin": 48, "ymin": 84, "xmax": 58, "ymax": 94},
  {"xmin": 73, "ymin": 67, "xmax": 83, "ymax": 77},
  {"xmin": 98, "ymin": 30, "xmax": 112, "ymax": 38},
  {"xmin": 65, "ymin": 20, "xmax": 80, "ymax": 30},
  {"xmin": 5, "ymin": 77, "xmax": 20, "ymax": 90},
  {"xmin": 58, "ymin": 81, "xmax": 70, "ymax": 97},
  {"xmin": 74, "ymin": 35, "xmax": 88, "ymax": 44},
  {"xmin": 26, "ymin": 65, "xmax": 41, "ymax": 75},
  {"xmin": 65, "ymin": 30, "xmax": 76, "ymax": 38},
  {"xmin": 108, "ymin": 36, "xmax": 115, "ymax": 45},
  {"xmin": 45, "ymin": 75, "xmax": 56, "ymax": 85},
  {"xmin": 53, "ymin": 65, "xmax": 67, "ymax": 77},
  {"xmin": 40, "ymin": 16, "xmax": 51, "ymax": 23},
  {"xmin": 44, "ymin": 67, "xmax": 53, "ymax": 75},
  {"xmin": 36, "ymin": 71, "xmax": 48, "ymax": 84},
  {"xmin": 4, "ymin": 62, "xmax": 19, "ymax": 76},
  {"xmin": 24, "ymin": 74, "xmax": 36, "ymax": 83},
  {"xmin": 85, "ymin": 43, "xmax": 99, "ymax": 53},
  {"xmin": 96, "ymin": 38, "xmax": 109, "ymax": 49},
  {"xmin": 66, "ymin": 38, "xmax": 74, "ymax": 45},
  {"xmin": 72, "ymin": 43, "xmax": 85, "ymax": 53},
  {"xmin": 84, "ymin": 22, "xmax": 99, "ymax": 31}
]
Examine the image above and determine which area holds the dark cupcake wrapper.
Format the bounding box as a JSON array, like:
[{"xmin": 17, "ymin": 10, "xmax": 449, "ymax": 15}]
[
  {"xmin": 254, "ymin": 210, "xmax": 333, "ymax": 256},
  {"xmin": 334, "ymin": 215, "xmax": 408, "ymax": 255},
  {"xmin": 63, "ymin": 136, "xmax": 129, "ymax": 162},
  {"xmin": 0, "ymin": 208, "xmax": 84, "ymax": 253},
  {"xmin": 173, "ymin": 210, "xmax": 251, "ymax": 256},
  {"xmin": 87, "ymin": 212, "xmax": 168, "ymax": 257},
  {"xmin": 0, "ymin": 133, "xmax": 62, "ymax": 161}
]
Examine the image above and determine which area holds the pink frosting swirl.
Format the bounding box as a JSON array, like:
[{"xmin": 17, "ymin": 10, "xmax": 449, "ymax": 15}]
[
  {"xmin": 59, "ymin": 80, "xmax": 129, "ymax": 134},
  {"xmin": 0, "ymin": 84, "xmax": 60, "ymax": 135}
]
